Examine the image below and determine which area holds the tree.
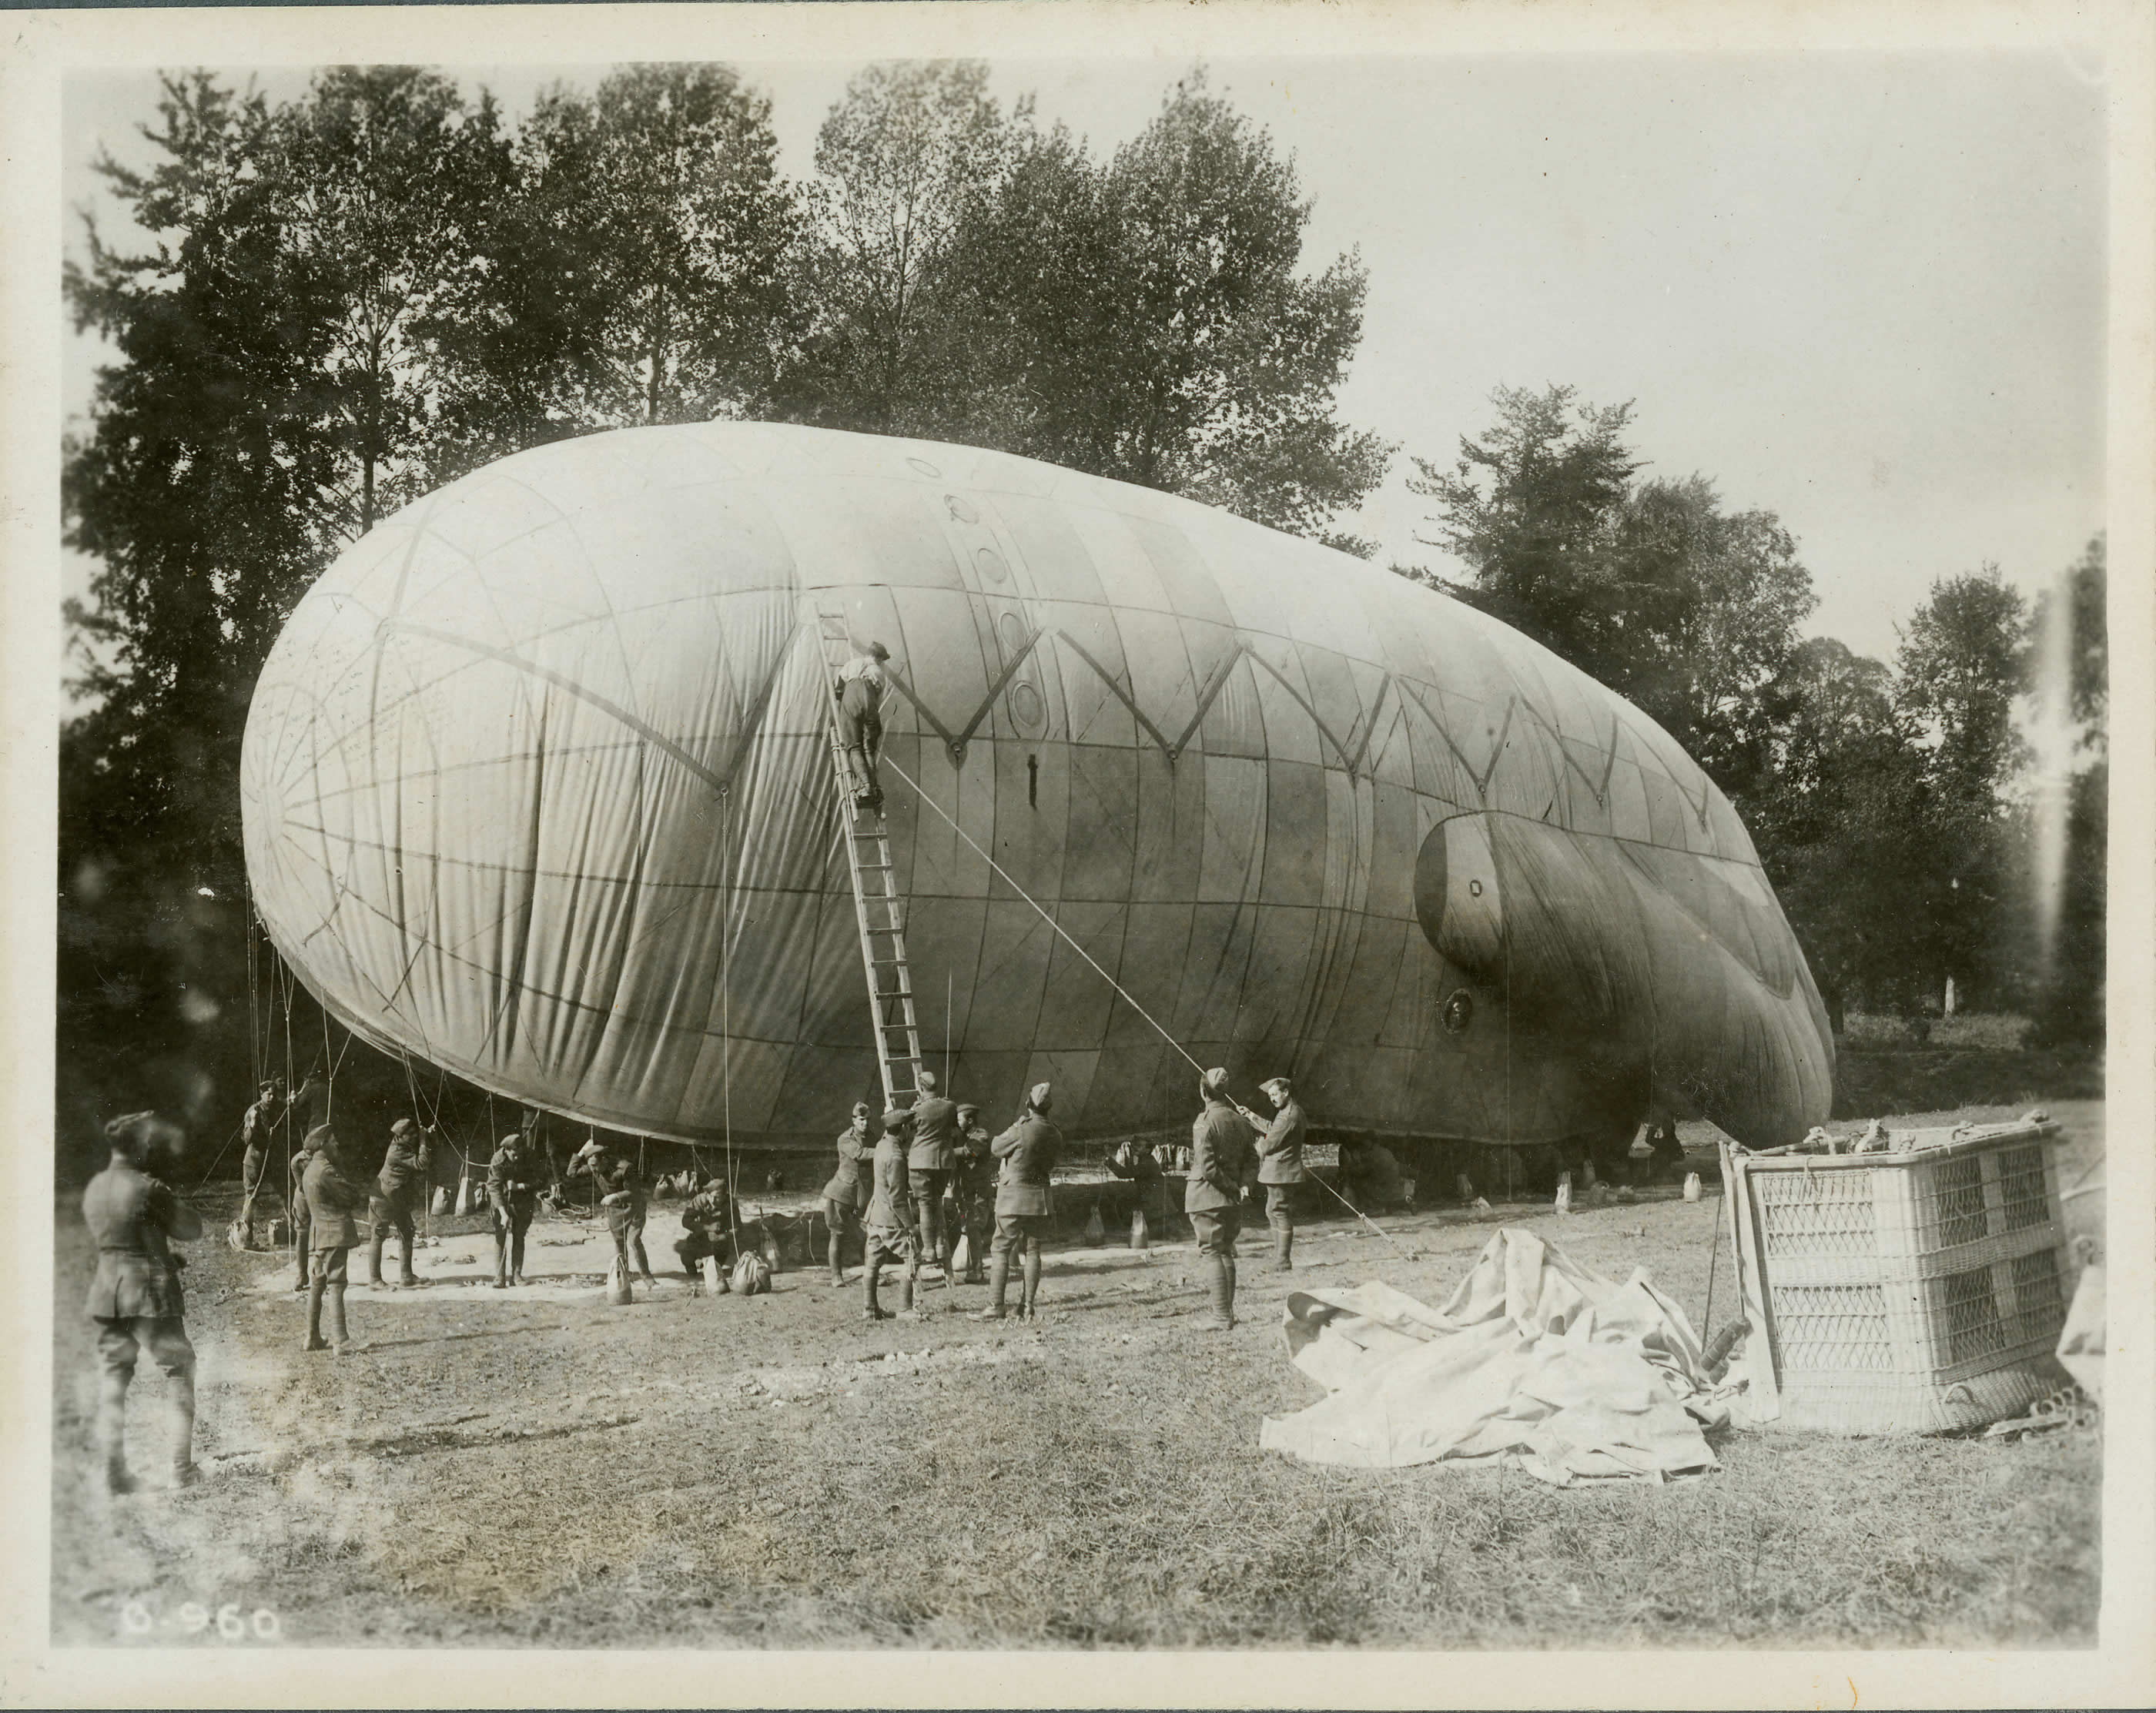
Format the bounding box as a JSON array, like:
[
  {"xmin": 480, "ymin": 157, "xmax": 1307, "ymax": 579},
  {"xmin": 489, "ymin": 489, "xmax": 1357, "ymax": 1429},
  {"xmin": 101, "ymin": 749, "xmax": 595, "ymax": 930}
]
[
  {"xmin": 794, "ymin": 60, "xmax": 1016, "ymax": 433},
  {"xmin": 1896, "ymin": 565, "xmax": 2030, "ymax": 811},
  {"xmin": 276, "ymin": 66, "xmax": 487, "ymax": 537}
]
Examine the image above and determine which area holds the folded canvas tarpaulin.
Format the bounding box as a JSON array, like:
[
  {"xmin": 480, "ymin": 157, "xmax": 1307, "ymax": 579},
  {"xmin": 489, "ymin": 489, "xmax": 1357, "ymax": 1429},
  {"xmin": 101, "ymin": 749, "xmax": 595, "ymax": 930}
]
[{"xmin": 1259, "ymin": 1228, "xmax": 1725, "ymax": 1485}]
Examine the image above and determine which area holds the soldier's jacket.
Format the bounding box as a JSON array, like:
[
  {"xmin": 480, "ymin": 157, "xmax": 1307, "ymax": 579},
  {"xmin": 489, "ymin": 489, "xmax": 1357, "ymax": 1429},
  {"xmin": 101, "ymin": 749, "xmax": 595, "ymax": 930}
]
[
  {"xmin": 302, "ymin": 1151, "xmax": 370, "ymax": 1250},
  {"xmin": 377, "ymin": 1132, "xmax": 433, "ymax": 1199},
  {"xmin": 908, "ymin": 1094, "xmax": 959, "ymax": 1173},
  {"xmin": 82, "ymin": 1161, "xmax": 199, "ymax": 1320},
  {"xmin": 589, "ymin": 1151, "xmax": 646, "ymax": 1216},
  {"xmin": 1257, "ymin": 1099, "xmax": 1309, "ymax": 1184},
  {"xmin": 288, "ymin": 1145, "xmax": 318, "ymax": 1218},
  {"xmin": 487, "ymin": 1145, "xmax": 544, "ymax": 1214},
  {"xmin": 1186, "ymin": 1099, "xmax": 1256, "ymax": 1214},
  {"xmin": 865, "ymin": 1133, "xmax": 912, "ymax": 1230},
  {"xmin": 681, "ymin": 1185, "xmax": 733, "ymax": 1238},
  {"xmin": 952, "ymin": 1126, "xmax": 994, "ymax": 1206},
  {"xmin": 240, "ymin": 1094, "xmax": 282, "ymax": 1151},
  {"xmin": 992, "ymin": 1112, "xmax": 1060, "ymax": 1217},
  {"xmin": 822, "ymin": 1124, "xmax": 870, "ymax": 1208}
]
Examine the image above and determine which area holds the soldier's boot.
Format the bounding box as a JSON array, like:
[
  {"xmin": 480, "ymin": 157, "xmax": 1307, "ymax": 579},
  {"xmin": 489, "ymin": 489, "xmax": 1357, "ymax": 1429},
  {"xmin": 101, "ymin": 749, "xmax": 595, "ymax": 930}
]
[
  {"xmin": 293, "ymin": 1247, "xmax": 310, "ymax": 1292},
  {"xmin": 972, "ymin": 1252, "xmax": 1010, "ymax": 1320},
  {"xmin": 1200, "ymin": 1253, "xmax": 1234, "ymax": 1331},
  {"xmin": 304, "ymin": 1277, "xmax": 330, "ymax": 1351},
  {"xmin": 364, "ymin": 1233, "xmax": 386, "ymax": 1287},
  {"xmin": 327, "ymin": 1283, "xmax": 351, "ymax": 1353},
  {"xmin": 1271, "ymin": 1217, "xmax": 1294, "ymax": 1271},
  {"xmin": 491, "ymin": 1230, "xmax": 509, "ymax": 1290},
  {"xmin": 511, "ymin": 1229, "xmax": 528, "ymax": 1286},
  {"xmin": 827, "ymin": 1230, "xmax": 845, "ymax": 1287},
  {"xmin": 398, "ymin": 1236, "xmax": 421, "ymax": 1288},
  {"xmin": 631, "ymin": 1235, "xmax": 655, "ymax": 1283},
  {"xmin": 168, "ymin": 1371, "xmax": 198, "ymax": 1488},
  {"xmin": 1019, "ymin": 1246, "xmax": 1043, "ymax": 1319},
  {"xmin": 864, "ymin": 1260, "xmax": 892, "ymax": 1321},
  {"xmin": 966, "ymin": 1233, "xmax": 988, "ymax": 1285},
  {"xmin": 95, "ymin": 1367, "xmax": 134, "ymax": 1495}
]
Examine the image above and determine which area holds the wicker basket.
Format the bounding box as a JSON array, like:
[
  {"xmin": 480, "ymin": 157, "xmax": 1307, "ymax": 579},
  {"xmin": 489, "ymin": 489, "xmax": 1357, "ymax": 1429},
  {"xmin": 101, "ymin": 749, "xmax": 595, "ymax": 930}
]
[{"xmin": 1720, "ymin": 1119, "xmax": 2070, "ymax": 1434}]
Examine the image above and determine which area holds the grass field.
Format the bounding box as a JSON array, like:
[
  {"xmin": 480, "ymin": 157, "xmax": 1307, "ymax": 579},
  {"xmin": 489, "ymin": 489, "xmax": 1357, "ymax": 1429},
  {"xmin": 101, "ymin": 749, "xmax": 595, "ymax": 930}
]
[{"xmin": 49, "ymin": 1102, "xmax": 2103, "ymax": 1651}]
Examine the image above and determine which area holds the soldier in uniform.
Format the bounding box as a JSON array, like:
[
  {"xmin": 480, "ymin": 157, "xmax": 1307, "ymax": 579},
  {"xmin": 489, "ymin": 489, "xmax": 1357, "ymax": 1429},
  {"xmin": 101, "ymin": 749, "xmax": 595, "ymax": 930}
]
[
  {"xmin": 236, "ymin": 1079, "xmax": 284, "ymax": 1249},
  {"xmin": 81, "ymin": 1112, "xmax": 201, "ymax": 1493},
  {"xmin": 949, "ymin": 1102, "xmax": 993, "ymax": 1284},
  {"xmin": 674, "ymin": 1173, "xmax": 738, "ymax": 1285},
  {"xmin": 821, "ymin": 1101, "xmax": 873, "ymax": 1286},
  {"xmin": 571, "ymin": 1138, "xmax": 656, "ymax": 1286},
  {"xmin": 301, "ymin": 1126, "xmax": 370, "ymax": 1353},
  {"xmin": 1188, "ymin": 1069, "xmax": 1257, "ymax": 1330},
  {"xmin": 487, "ymin": 1130, "xmax": 544, "ymax": 1287},
  {"xmin": 1253, "ymin": 1075, "xmax": 1308, "ymax": 1272},
  {"xmin": 976, "ymin": 1082, "xmax": 1060, "ymax": 1322},
  {"xmin": 861, "ymin": 1106, "xmax": 916, "ymax": 1321},
  {"xmin": 286, "ymin": 1126, "xmax": 322, "ymax": 1292},
  {"xmin": 907, "ymin": 1069, "xmax": 959, "ymax": 1285},
  {"xmin": 365, "ymin": 1116, "xmax": 432, "ymax": 1289},
  {"xmin": 833, "ymin": 641, "xmax": 891, "ymax": 808}
]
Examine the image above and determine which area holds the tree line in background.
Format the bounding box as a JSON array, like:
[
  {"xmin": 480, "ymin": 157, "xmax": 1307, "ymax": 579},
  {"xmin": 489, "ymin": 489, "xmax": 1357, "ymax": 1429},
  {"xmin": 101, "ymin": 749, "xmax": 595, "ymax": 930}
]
[{"xmin": 59, "ymin": 61, "xmax": 2104, "ymax": 1149}]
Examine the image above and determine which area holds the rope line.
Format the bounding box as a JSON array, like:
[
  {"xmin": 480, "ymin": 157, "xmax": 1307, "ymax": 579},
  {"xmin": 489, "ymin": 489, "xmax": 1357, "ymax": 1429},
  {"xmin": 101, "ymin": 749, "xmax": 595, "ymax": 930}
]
[{"xmin": 879, "ymin": 751, "xmax": 1408, "ymax": 1257}]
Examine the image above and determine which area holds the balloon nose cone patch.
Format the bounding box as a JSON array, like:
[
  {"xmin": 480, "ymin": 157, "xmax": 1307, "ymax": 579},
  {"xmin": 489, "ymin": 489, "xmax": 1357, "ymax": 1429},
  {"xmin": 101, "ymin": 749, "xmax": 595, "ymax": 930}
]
[{"xmin": 1414, "ymin": 813, "xmax": 1505, "ymax": 975}]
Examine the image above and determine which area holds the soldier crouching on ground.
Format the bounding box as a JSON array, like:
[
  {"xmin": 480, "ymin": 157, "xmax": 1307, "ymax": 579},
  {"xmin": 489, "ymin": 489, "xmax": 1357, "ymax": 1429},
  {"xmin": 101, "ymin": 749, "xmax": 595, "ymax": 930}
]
[
  {"xmin": 675, "ymin": 1173, "xmax": 738, "ymax": 1286},
  {"xmin": 1254, "ymin": 1076, "xmax": 1307, "ymax": 1272},
  {"xmin": 571, "ymin": 1138, "xmax": 656, "ymax": 1286},
  {"xmin": 949, "ymin": 1102, "xmax": 993, "ymax": 1284},
  {"xmin": 487, "ymin": 1130, "xmax": 543, "ymax": 1288},
  {"xmin": 365, "ymin": 1116, "xmax": 432, "ymax": 1289},
  {"xmin": 976, "ymin": 1082, "xmax": 1060, "ymax": 1322},
  {"xmin": 862, "ymin": 1107, "xmax": 917, "ymax": 1321},
  {"xmin": 82, "ymin": 1112, "xmax": 201, "ymax": 1494},
  {"xmin": 301, "ymin": 1126, "xmax": 370, "ymax": 1353},
  {"xmin": 822, "ymin": 1101, "xmax": 872, "ymax": 1286},
  {"xmin": 1189, "ymin": 1069, "xmax": 1257, "ymax": 1330}
]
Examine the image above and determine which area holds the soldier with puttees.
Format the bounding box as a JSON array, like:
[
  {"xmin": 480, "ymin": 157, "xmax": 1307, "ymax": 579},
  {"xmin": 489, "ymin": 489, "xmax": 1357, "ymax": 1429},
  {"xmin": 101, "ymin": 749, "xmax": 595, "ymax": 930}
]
[
  {"xmin": 236, "ymin": 1079, "xmax": 285, "ymax": 1249},
  {"xmin": 822, "ymin": 1101, "xmax": 872, "ymax": 1286},
  {"xmin": 833, "ymin": 641, "xmax": 891, "ymax": 808},
  {"xmin": 301, "ymin": 1126, "xmax": 371, "ymax": 1353},
  {"xmin": 1254, "ymin": 1076, "xmax": 1307, "ymax": 1272},
  {"xmin": 366, "ymin": 1116, "xmax": 433, "ymax": 1289},
  {"xmin": 571, "ymin": 1138, "xmax": 656, "ymax": 1286},
  {"xmin": 908, "ymin": 1069, "xmax": 959, "ymax": 1285},
  {"xmin": 675, "ymin": 1172, "xmax": 738, "ymax": 1286},
  {"xmin": 949, "ymin": 1102, "xmax": 993, "ymax": 1285},
  {"xmin": 487, "ymin": 1130, "xmax": 544, "ymax": 1288},
  {"xmin": 862, "ymin": 1106, "xmax": 918, "ymax": 1321},
  {"xmin": 976, "ymin": 1082, "xmax": 1060, "ymax": 1322},
  {"xmin": 82, "ymin": 1112, "xmax": 201, "ymax": 1494},
  {"xmin": 1188, "ymin": 1069, "xmax": 1257, "ymax": 1331}
]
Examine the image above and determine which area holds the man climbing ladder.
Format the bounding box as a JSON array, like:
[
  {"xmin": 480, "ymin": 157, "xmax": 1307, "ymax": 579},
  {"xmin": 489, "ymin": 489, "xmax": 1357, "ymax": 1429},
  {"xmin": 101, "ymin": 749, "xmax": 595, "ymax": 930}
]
[{"xmin": 833, "ymin": 641, "xmax": 890, "ymax": 811}]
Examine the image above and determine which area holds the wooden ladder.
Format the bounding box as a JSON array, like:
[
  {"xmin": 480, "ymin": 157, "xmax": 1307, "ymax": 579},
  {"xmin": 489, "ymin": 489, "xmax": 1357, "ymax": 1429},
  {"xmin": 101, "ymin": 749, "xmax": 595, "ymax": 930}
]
[{"xmin": 815, "ymin": 607, "xmax": 924, "ymax": 1115}]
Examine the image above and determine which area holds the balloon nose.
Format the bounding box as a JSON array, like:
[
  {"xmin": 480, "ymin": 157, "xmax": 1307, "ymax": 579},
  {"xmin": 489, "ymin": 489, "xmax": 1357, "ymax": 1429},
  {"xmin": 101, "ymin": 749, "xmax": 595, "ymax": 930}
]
[{"xmin": 1413, "ymin": 813, "xmax": 1505, "ymax": 974}]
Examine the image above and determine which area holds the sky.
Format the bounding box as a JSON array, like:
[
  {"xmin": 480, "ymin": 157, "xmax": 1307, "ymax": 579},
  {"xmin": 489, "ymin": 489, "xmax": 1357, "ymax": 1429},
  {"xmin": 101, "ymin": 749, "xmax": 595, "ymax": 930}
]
[{"xmin": 61, "ymin": 49, "xmax": 2107, "ymax": 667}]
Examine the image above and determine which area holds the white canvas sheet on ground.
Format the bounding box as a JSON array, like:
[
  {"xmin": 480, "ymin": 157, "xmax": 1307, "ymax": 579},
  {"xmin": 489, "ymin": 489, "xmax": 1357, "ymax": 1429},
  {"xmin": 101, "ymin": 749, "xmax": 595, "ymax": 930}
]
[{"xmin": 1260, "ymin": 1227, "xmax": 1725, "ymax": 1484}]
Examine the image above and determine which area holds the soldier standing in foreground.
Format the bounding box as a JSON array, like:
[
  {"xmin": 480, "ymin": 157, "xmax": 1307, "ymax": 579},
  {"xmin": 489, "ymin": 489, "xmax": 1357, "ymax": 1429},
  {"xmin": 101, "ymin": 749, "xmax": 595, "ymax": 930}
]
[
  {"xmin": 366, "ymin": 1116, "xmax": 432, "ymax": 1289},
  {"xmin": 832, "ymin": 640, "xmax": 891, "ymax": 808},
  {"xmin": 862, "ymin": 1106, "xmax": 917, "ymax": 1321},
  {"xmin": 487, "ymin": 1130, "xmax": 544, "ymax": 1288},
  {"xmin": 907, "ymin": 1069, "xmax": 959, "ymax": 1286},
  {"xmin": 301, "ymin": 1126, "xmax": 370, "ymax": 1353},
  {"xmin": 822, "ymin": 1101, "xmax": 873, "ymax": 1286},
  {"xmin": 1188, "ymin": 1069, "xmax": 1257, "ymax": 1330},
  {"xmin": 82, "ymin": 1112, "xmax": 201, "ymax": 1494},
  {"xmin": 949, "ymin": 1102, "xmax": 993, "ymax": 1284},
  {"xmin": 976, "ymin": 1082, "xmax": 1059, "ymax": 1323},
  {"xmin": 1254, "ymin": 1076, "xmax": 1308, "ymax": 1272},
  {"xmin": 236, "ymin": 1079, "xmax": 284, "ymax": 1249}
]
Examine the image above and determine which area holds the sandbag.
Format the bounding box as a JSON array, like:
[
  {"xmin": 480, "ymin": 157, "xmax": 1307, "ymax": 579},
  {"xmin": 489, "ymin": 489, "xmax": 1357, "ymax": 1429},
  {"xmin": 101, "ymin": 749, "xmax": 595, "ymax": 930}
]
[
  {"xmin": 430, "ymin": 1186, "xmax": 450, "ymax": 1216},
  {"xmin": 604, "ymin": 1256, "xmax": 634, "ymax": 1306},
  {"xmin": 1085, "ymin": 1203, "xmax": 1106, "ymax": 1243},
  {"xmin": 731, "ymin": 1252, "xmax": 772, "ymax": 1296},
  {"xmin": 1130, "ymin": 1209, "xmax": 1150, "ymax": 1250},
  {"xmin": 701, "ymin": 1253, "xmax": 730, "ymax": 1294},
  {"xmin": 950, "ymin": 1233, "xmax": 972, "ymax": 1273}
]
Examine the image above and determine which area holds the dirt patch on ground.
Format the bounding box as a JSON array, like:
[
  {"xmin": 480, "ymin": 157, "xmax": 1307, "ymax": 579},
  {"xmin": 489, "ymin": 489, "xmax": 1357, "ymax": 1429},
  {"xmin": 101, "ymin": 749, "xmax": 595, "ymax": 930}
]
[{"xmin": 50, "ymin": 1104, "xmax": 2103, "ymax": 1650}]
